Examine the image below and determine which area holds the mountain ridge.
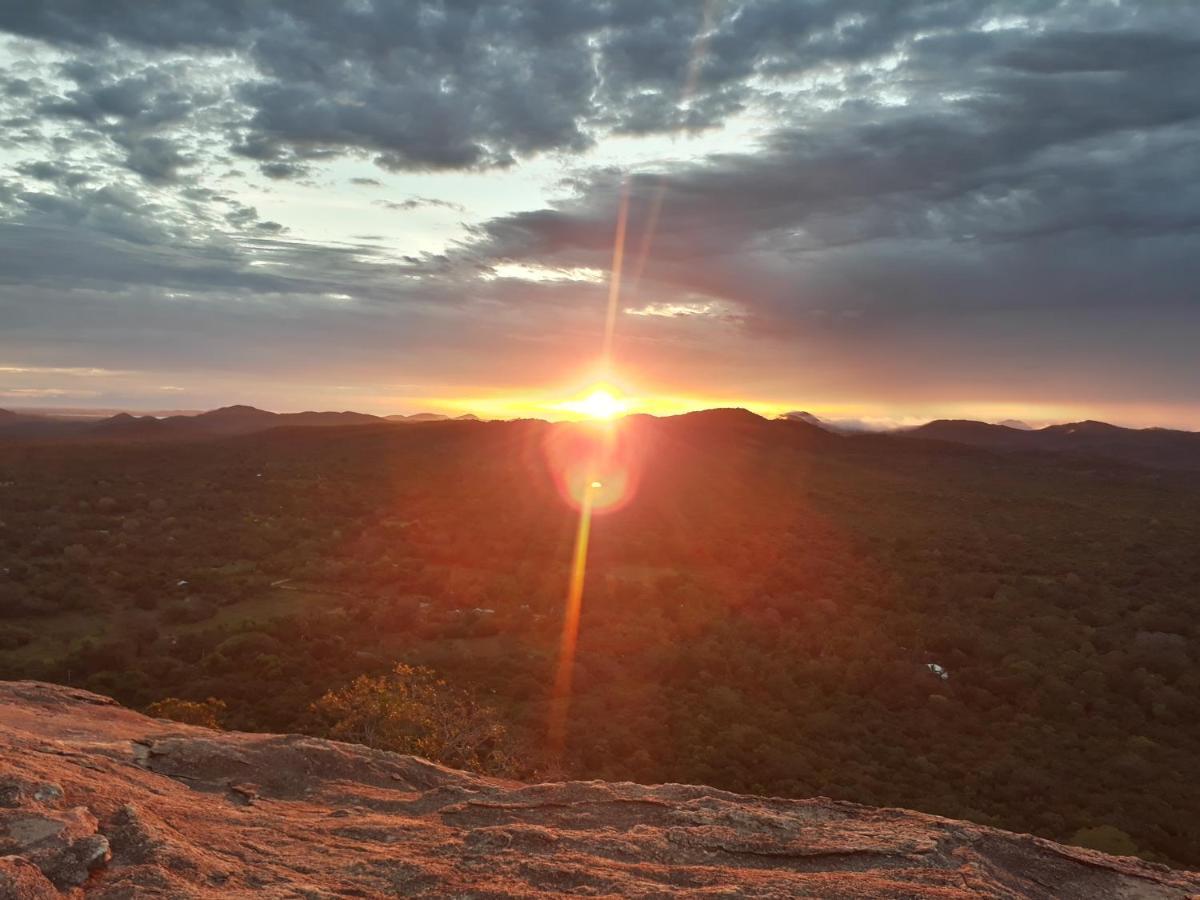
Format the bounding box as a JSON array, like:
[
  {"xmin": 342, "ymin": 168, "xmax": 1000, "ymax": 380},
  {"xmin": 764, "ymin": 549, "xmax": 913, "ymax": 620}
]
[
  {"xmin": 0, "ymin": 405, "xmax": 1197, "ymax": 470},
  {"xmin": 907, "ymin": 418, "xmax": 1200, "ymax": 470}
]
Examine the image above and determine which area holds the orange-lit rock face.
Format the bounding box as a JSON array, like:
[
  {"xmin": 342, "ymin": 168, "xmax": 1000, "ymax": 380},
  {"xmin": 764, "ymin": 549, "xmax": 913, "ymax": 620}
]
[
  {"xmin": 7, "ymin": 681, "xmax": 1200, "ymax": 898},
  {"xmin": 542, "ymin": 419, "xmax": 646, "ymax": 514}
]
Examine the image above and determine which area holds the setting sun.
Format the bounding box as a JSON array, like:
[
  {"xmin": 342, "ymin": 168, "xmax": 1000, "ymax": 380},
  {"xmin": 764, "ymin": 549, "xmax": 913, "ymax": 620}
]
[
  {"xmin": 6, "ymin": 4, "xmax": 1200, "ymax": 891},
  {"xmin": 572, "ymin": 388, "xmax": 627, "ymax": 420}
]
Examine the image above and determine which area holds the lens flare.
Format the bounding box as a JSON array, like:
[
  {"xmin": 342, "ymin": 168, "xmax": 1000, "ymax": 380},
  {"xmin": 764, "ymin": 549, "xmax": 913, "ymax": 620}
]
[
  {"xmin": 547, "ymin": 475, "xmax": 595, "ymax": 763},
  {"xmin": 545, "ymin": 1, "xmax": 717, "ymax": 767},
  {"xmin": 543, "ymin": 418, "xmax": 650, "ymax": 763},
  {"xmin": 543, "ymin": 420, "xmax": 643, "ymax": 515}
]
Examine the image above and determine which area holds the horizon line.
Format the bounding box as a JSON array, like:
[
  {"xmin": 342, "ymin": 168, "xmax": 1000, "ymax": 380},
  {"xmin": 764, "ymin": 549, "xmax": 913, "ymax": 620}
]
[{"xmin": 4, "ymin": 402, "xmax": 1199, "ymax": 435}]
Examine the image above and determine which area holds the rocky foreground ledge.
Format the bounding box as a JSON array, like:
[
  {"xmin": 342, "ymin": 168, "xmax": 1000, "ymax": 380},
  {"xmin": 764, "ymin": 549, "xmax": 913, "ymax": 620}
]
[{"xmin": 1, "ymin": 682, "xmax": 1198, "ymax": 899}]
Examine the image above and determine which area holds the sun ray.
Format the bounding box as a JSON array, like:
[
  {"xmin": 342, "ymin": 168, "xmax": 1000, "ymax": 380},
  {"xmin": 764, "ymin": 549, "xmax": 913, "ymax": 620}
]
[
  {"xmin": 545, "ymin": 6, "xmax": 716, "ymax": 765},
  {"xmin": 600, "ymin": 183, "xmax": 630, "ymax": 367},
  {"xmin": 546, "ymin": 475, "xmax": 596, "ymax": 765}
]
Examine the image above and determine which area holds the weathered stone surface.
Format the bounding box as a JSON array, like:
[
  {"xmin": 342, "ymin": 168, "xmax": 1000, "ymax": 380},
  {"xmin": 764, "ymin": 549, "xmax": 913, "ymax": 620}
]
[
  {"xmin": 0, "ymin": 805, "xmax": 110, "ymax": 889},
  {"xmin": 1, "ymin": 679, "xmax": 1198, "ymax": 898},
  {"xmin": 0, "ymin": 855, "xmax": 59, "ymax": 900}
]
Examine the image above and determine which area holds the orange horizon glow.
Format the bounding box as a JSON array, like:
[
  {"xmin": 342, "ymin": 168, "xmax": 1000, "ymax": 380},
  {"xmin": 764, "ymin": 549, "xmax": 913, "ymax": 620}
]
[
  {"xmin": 425, "ymin": 374, "xmax": 790, "ymax": 423},
  {"xmin": 356, "ymin": 385, "xmax": 1200, "ymax": 432},
  {"xmin": 565, "ymin": 387, "xmax": 628, "ymax": 421}
]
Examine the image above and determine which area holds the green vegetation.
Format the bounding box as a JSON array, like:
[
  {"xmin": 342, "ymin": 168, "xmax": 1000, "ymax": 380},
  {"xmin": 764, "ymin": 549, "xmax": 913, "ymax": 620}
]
[
  {"xmin": 0, "ymin": 417, "xmax": 1197, "ymax": 864},
  {"xmin": 311, "ymin": 663, "xmax": 514, "ymax": 775},
  {"xmin": 145, "ymin": 696, "xmax": 226, "ymax": 729}
]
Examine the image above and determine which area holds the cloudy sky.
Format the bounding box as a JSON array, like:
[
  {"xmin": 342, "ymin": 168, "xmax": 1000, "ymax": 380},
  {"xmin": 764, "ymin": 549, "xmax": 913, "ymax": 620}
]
[{"xmin": 1, "ymin": 1, "xmax": 1198, "ymax": 426}]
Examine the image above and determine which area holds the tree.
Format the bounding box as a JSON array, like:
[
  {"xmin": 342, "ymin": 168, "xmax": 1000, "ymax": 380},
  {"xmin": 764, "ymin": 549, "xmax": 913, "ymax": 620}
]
[
  {"xmin": 310, "ymin": 664, "xmax": 514, "ymax": 775},
  {"xmin": 145, "ymin": 697, "xmax": 226, "ymax": 729}
]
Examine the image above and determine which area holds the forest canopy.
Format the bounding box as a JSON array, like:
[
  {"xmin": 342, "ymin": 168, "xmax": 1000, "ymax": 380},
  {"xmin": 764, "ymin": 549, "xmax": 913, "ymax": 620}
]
[{"xmin": 1, "ymin": 416, "xmax": 1197, "ymax": 864}]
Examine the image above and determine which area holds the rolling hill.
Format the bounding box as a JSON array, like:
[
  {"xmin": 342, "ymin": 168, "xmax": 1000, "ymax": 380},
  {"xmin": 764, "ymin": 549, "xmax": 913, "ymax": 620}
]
[
  {"xmin": 907, "ymin": 419, "xmax": 1200, "ymax": 470},
  {"xmin": 3, "ymin": 404, "xmax": 1196, "ymax": 470}
]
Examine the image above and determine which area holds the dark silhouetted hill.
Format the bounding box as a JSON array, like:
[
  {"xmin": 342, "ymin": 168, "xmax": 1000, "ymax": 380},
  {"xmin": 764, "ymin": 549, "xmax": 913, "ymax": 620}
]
[
  {"xmin": 2, "ymin": 404, "xmax": 1197, "ymax": 470},
  {"xmin": 906, "ymin": 419, "xmax": 1200, "ymax": 470}
]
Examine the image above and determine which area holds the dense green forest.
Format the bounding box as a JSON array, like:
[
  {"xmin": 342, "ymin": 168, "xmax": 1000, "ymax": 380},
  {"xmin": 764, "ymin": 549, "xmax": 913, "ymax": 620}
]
[{"xmin": 1, "ymin": 413, "xmax": 1197, "ymax": 865}]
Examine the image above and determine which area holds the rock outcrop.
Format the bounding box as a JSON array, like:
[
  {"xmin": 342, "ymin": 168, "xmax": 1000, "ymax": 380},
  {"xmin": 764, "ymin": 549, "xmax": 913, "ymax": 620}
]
[{"xmin": 1, "ymin": 681, "xmax": 1197, "ymax": 898}]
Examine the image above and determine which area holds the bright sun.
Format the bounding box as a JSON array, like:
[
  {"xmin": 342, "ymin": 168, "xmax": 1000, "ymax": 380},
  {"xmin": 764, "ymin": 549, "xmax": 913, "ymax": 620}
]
[{"xmin": 575, "ymin": 388, "xmax": 626, "ymax": 420}]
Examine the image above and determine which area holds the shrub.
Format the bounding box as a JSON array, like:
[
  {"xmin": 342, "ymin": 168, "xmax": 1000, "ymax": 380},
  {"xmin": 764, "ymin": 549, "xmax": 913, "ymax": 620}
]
[
  {"xmin": 146, "ymin": 697, "xmax": 226, "ymax": 729},
  {"xmin": 310, "ymin": 664, "xmax": 514, "ymax": 776}
]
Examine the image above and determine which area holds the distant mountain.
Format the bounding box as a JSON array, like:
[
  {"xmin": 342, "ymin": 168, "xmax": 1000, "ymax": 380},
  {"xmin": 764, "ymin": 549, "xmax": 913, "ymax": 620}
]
[
  {"xmin": 189, "ymin": 404, "xmax": 279, "ymax": 432},
  {"xmin": 0, "ymin": 405, "xmax": 392, "ymax": 442},
  {"xmin": 2, "ymin": 404, "xmax": 1194, "ymax": 468},
  {"xmin": 0, "ymin": 408, "xmax": 94, "ymax": 439},
  {"xmin": 276, "ymin": 410, "xmax": 383, "ymax": 428},
  {"xmin": 11, "ymin": 406, "xmax": 203, "ymax": 419},
  {"xmin": 778, "ymin": 411, "xmax": 891, "ymax": 434},
  {"xmin": 0, "ymin": 408, "xmax": 55, "ymax": 425},
  {"xmin": 909, "ymin": 419, "xmax": 1030, "ymax": 449},
  {"xmin": 1041, "ymin": 420, "xmax": 1124, "ymax": 437},
  {"xmin": 668, "ymin": 408, "xmax": 768, "ymax": 428},
  {"xmin": 780, "ymin": 410, "xmax": 827, "ymax": 428},
  {"xmin": 662, "ymin": 408, "xmax": 838, "ymax": 450},
  {"xmin": 168, "ymin": 406, "xmax": 386, "ymax": 436},
  {"xmin": 386, "ymin": 412, "xmax": 482, "ymax": 423},
  {"xmin": 906, "ymin": 419, "xmax": 1200, "ymax": 470},
  {"xmin": 89, "ymin": 413, "xmax": 167, "ymax": 436},
  {"xmin": 0, "ymin": 404, "xmax": 494, "ymax": 443},
  {"xmin": 387, "ymin": 413, "xmax": 451, "ymax": 423},
  {"xmin": 998, "ymin": 419, "xmax": 1033, "ymax": 430}
]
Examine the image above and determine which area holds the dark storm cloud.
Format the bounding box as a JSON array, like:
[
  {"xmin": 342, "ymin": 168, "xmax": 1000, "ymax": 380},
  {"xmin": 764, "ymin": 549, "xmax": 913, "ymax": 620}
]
[
  {"xmin": 257, "ymin": 160, "xmax": 308, "ymax": 180},
  {"xmin": 16, "ymin": 160, "xmax": 92, "ymax": 186},
  {"xmin": 996, "ymin": 30, "xmax": 1200, "ymax": 74},
  {"xmin": 117, "ymin": 134, "xmax": 191, "ymax": 183},
  {"xmin": 0, "ymin": 0, "xmax": 1037, "ymax": 172},
  {"xmin": 26, "ymin": 59, "xmax": 208, "ymax": 183},
  {"xmin": 469, "ymin": 17, "xmax": 1200, "ymax": 331}
]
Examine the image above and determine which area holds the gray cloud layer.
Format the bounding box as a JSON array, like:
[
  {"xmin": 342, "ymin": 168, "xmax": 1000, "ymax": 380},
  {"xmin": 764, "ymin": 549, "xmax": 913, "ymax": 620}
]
[{"xmin": 1, "ymin": 1, "xmax": 1199, "ymax": 418}]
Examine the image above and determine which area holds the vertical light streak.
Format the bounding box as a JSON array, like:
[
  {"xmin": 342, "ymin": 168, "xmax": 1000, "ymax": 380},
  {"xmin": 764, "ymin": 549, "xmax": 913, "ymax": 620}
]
[
  {"xmin": 546, "ymin": 186, "xmax": 625, "ymax": 767},
  {"xmin": 600, "ymin": 183, "xmax": 630, "ymax": 368},
  {"xmin": 545, "ymin": 3, "xmax": 716, "ymax": 769},
  {"xmin": 629, "ymin": 0, "xmax": 715, "ymax": 294},
  {"xmin": 546, "ymin": 476, "xmax": 596, "ymax": 765},
  {"xmin": 629, "ymin": 180, "xmax": 666, "ymax": 293}
]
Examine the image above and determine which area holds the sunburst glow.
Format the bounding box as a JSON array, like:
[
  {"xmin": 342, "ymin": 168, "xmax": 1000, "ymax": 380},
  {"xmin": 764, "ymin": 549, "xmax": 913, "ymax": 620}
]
[{"xmin": 568, "ymin": 387, "xmax": 627, "ymax": 420}]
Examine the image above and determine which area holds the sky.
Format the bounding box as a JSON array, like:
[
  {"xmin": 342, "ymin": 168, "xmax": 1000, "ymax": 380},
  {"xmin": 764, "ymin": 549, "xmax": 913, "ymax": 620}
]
[{"xmin": 1, "ymin": 1, "xmax": 1198, "ymax": 428}]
